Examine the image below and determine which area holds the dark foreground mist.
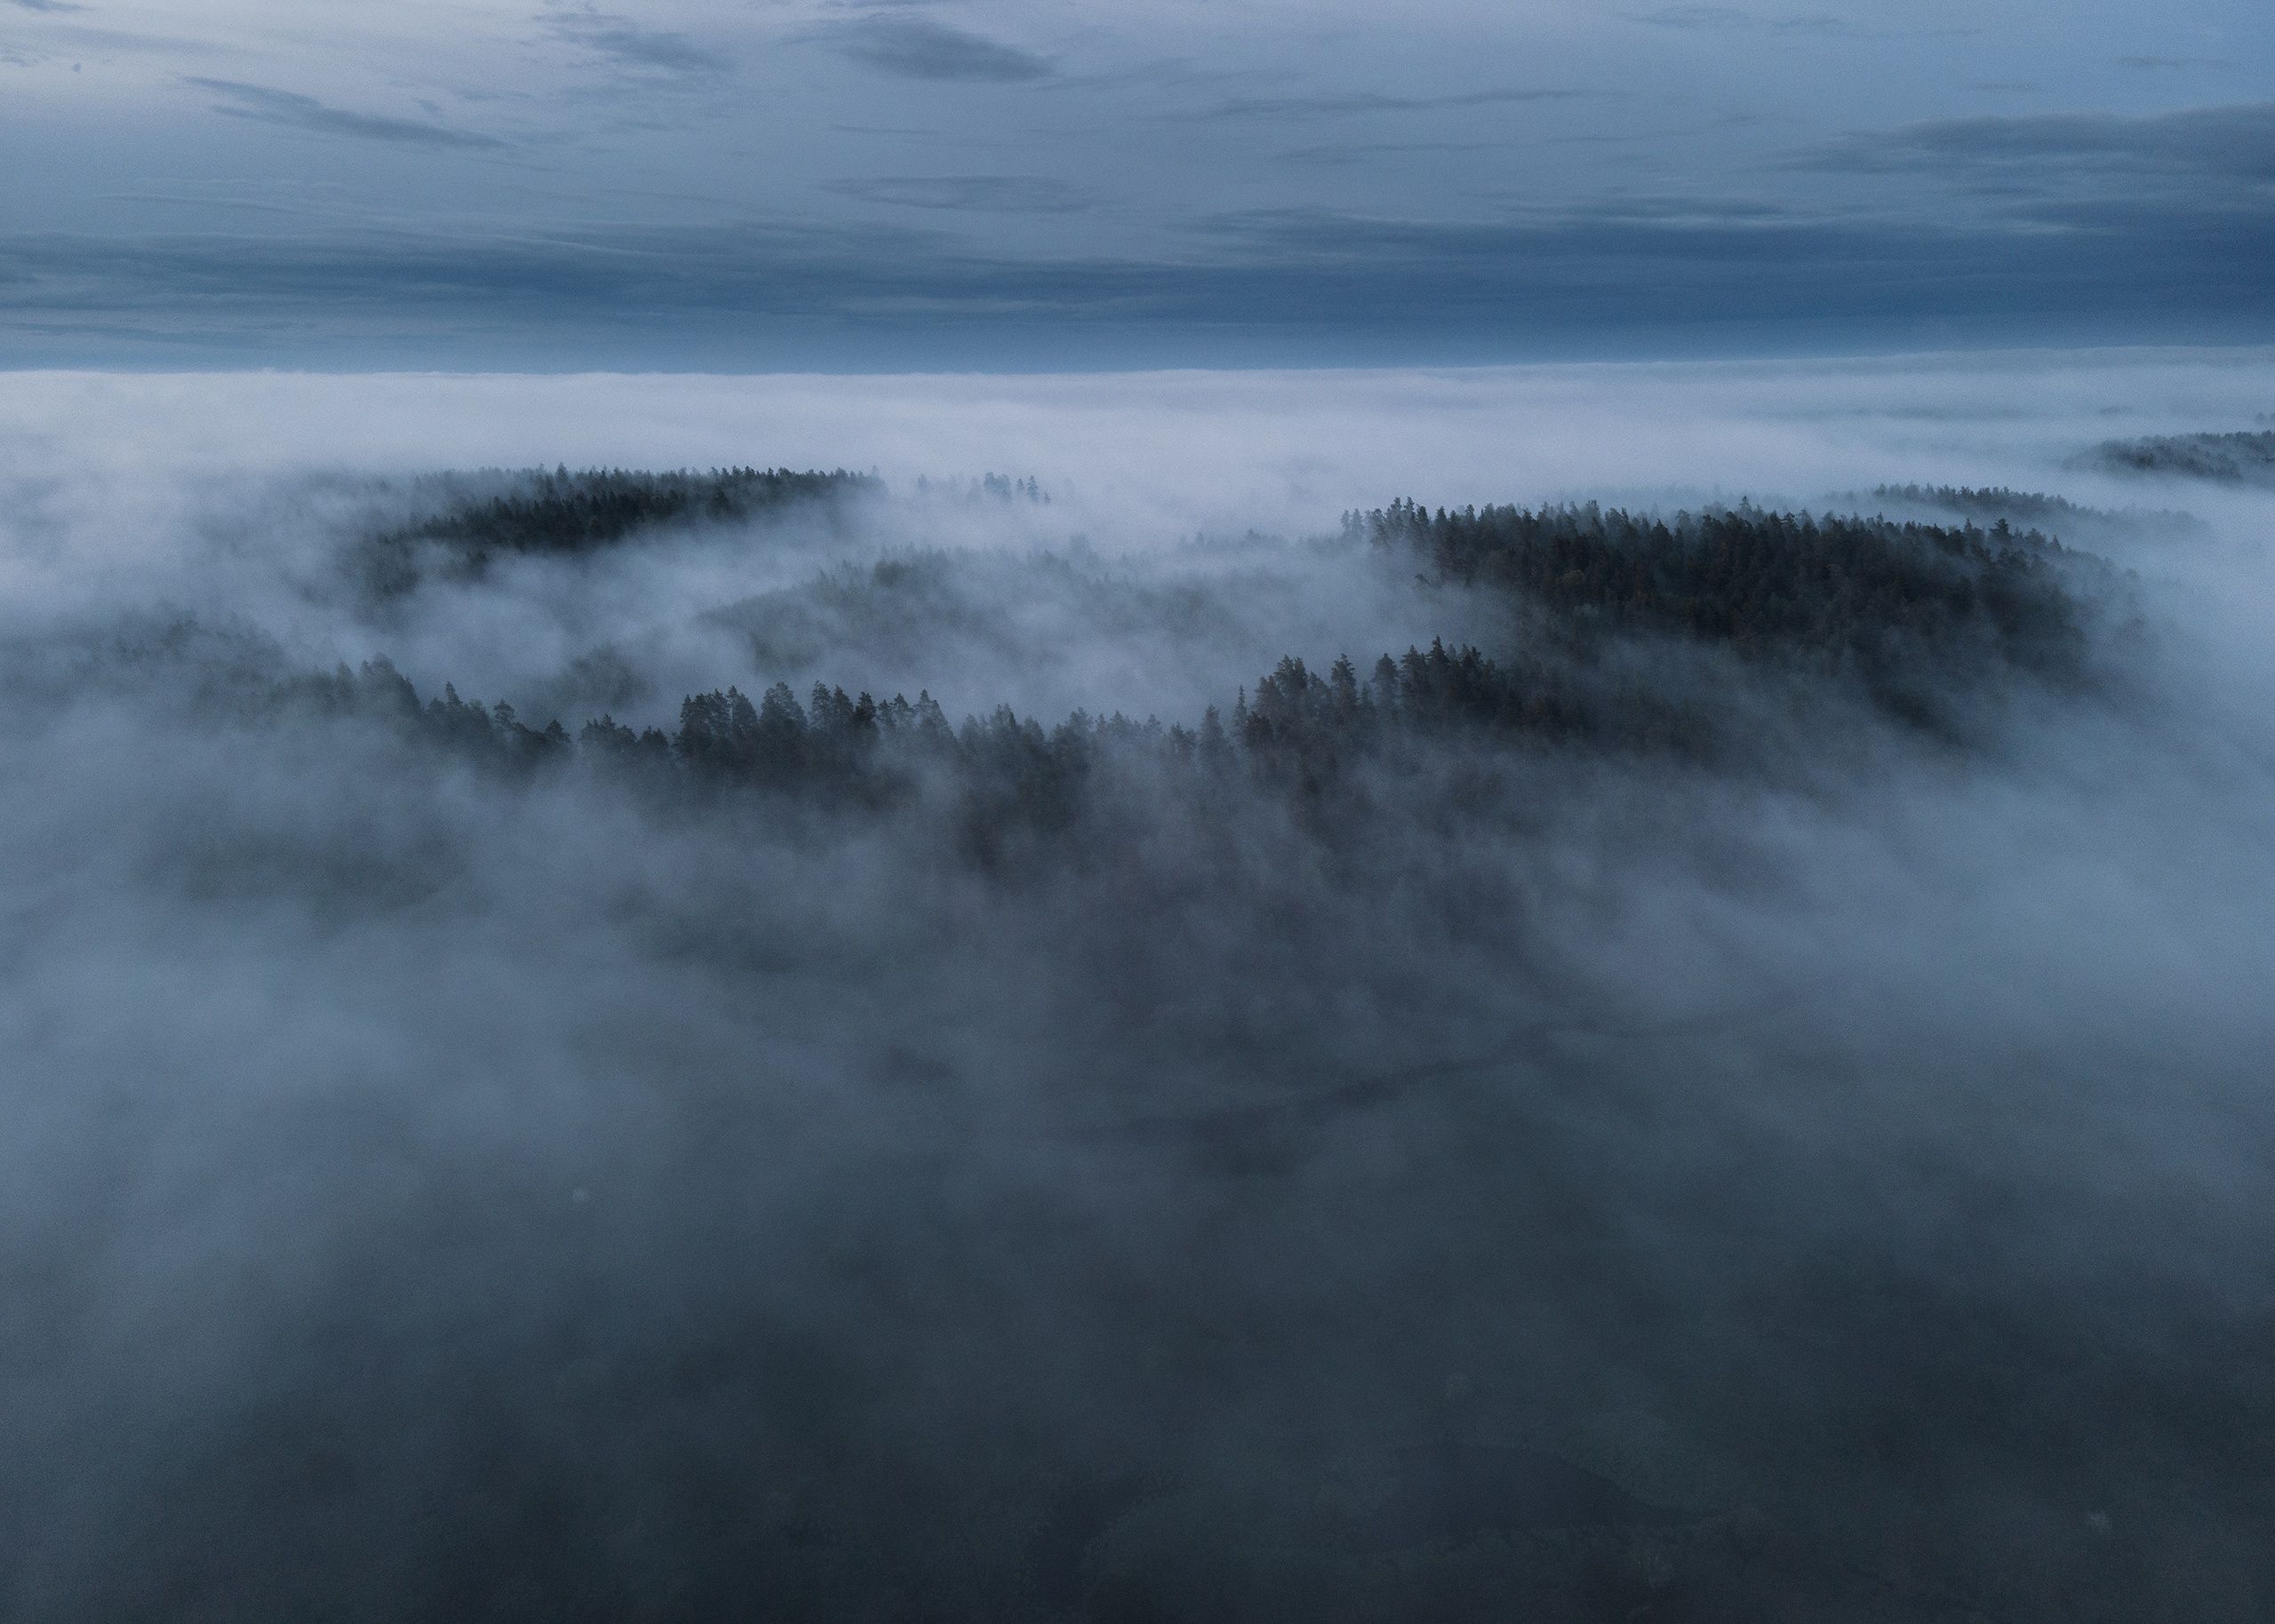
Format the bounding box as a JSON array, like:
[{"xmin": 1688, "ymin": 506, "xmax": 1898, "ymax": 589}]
[{"xmin": 4, "ymin": 378, "xmax": 2274, "ymax": 1622}]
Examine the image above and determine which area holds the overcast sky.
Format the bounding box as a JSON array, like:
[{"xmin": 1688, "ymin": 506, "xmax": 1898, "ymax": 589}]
[{"xmin": 3, "ymin": 0, "xmax": 2270, "ymax": 367}]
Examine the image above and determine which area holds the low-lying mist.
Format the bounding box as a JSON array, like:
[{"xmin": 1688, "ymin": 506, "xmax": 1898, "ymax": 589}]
[{"xmin": 3, "ymin": 353, "xmax": 2273, "ymax": 1622}]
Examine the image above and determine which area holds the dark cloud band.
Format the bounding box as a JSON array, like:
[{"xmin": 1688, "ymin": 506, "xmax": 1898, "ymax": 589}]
[{"xmin": 184, "ymin": 77, "xmax": 507, "ymax": 151}]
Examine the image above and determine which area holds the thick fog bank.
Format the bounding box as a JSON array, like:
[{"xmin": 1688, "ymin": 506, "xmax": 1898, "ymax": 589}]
[{"xmin": 4, "ymin": 354, "xmax": 2275, "ymax": 1621}]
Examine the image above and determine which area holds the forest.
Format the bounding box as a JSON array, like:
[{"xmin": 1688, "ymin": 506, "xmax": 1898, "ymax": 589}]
[
  {"xmin": 243, "ymin": 478, "xmax": 2130, "ymax": 851},
  {"xmin": 1848, "ymin": 482, "xmax": 2209, "ymax": 540},
  {"xmin": 348, "ymin": 466, "xmax": 880, "ymax": 596},
  {"xmin": 2086, "ymin": 428, "xmax": 2275, "ymax": 484}
]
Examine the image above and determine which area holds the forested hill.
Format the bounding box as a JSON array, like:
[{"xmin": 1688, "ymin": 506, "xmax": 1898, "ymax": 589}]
[
  {"xmin": 1862, "ymin": 485, "xmax": 2094, "ymax": 528},
  {"xmin": 202, "ymin": 499, "xmax": 2134, "ymax": 859},
  {"xmin": 354, "ymin": 466, "xmax": 878, "ymax": 594},
  {"xmin": 1848, "ymin": 483, "xmax": 2205, "ymax": 537},
  {"xmin": 2086, "ymin": 430, "xmax": 2275, "ymax": 485},
  {"xmin": 1360, "ymin": 498, "xmax": 2110, "ymax": 689}
]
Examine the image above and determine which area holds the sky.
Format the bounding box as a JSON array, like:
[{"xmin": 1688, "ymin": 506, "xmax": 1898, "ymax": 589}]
[{"xmin": 2, "ymin": 0, "xmax": 2271, "ymax": 368}]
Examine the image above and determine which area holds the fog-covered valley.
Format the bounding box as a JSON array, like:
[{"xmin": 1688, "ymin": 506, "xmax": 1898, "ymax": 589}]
[{"xmin": 4, "ymin": 352, "xmax": 2274, "ymax": 1621}]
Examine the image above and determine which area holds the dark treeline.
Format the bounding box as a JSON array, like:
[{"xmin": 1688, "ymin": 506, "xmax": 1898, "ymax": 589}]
[
  {"xmin": 1864, "ymin": 485, "xmax": 2090, "ymax": 527},
  {"xmin": 2086, "ymin": 429, "xmax": 2275, "ymax": 484},
  {"xmin": 398, "ymin": 466, "xmax": 878, "ymax": 556},
  {"xmin": 288, "ymin": 634, "xmax": 1698, "ymax": 862},
  {"xmin": 353, "ymin": 466, "xmax": 879, "ymax": 596},
  {"xmin": 910, "ymin": 471, "xmax": 1050, "ymax": 504},
  {"xmin": 266, "ymin": 501, "xmax": 2124, "ymax": 861},
  {"xmin": 1851, "ymin": 483, "xmax": 2206, "ymax": 537},
  {"xmin": 1364, "ymin": 498, "xmax": 2099, "ymax": 679}
]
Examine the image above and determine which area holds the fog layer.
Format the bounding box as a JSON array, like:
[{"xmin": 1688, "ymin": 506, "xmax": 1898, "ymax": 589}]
[{"xmin": 3, "ymin": 354, "xmax": 2273, "ymax": 1621}]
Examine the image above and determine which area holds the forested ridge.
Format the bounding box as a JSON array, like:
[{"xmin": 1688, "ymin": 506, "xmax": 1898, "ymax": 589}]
[
  {"xmin": 1861, "ymin": 484, "xmax": 2095, "ymax": 527},
  {"xmin": 2086, "ymin": 429, "xmax": 2275, "ymax": 484},
  {"xmin": 352, "ymin": 466, "xmax": 878, "ymax": 595},
  {"xmin": 1368, "ymin": 498, "xmax": 2102, "ymax": 677},
  {"xmin": 1848, "ymin": 483, "xmax": 2207, "ymax": 537},
  {"xmin": 250, "ymin": 496, "xmax": 2127, "ymax": 848}
]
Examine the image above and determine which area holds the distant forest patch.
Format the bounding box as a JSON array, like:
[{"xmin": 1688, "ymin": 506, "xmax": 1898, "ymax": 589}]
[
  {"xmin": 350, "ymin": 466, "xmax": 879, "ymax": 596},
  {"xmin": 1365, "ymin": 498, "xmax": 2113, "ymax": 701},
  {"xmin": 1843, "ymin": 483, "xmax": 2207, "ymax": 538},
  {"xmin": 2083, "ymin": 430, "xmax": 2275, "ymax": 485}
]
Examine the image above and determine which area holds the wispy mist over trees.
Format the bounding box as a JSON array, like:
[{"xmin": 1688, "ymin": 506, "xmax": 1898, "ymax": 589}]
[
  {"xmin": 102, "ymin": 483, "xmax": 2137, "ymax": 891},
  {"xmin": 1842, "ymin": 482, "xmax": 2214, "ymax": 544},
  {"xmin": 2084, "ymin": 428, "xmax": 2275, "ymax": 485},
  {"xmin": 347, "ymin": 466, "xmax": 880, "ymax": 597},
  {"xmin": 2, "ymin": 426, "xmax": 2271, "ymax": 1623}
]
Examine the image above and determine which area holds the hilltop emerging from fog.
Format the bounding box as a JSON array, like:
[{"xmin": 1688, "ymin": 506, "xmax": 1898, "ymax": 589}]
[{"xmin": 168, "ymin": 471, "xmax": 2134, "ymax": 856}]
